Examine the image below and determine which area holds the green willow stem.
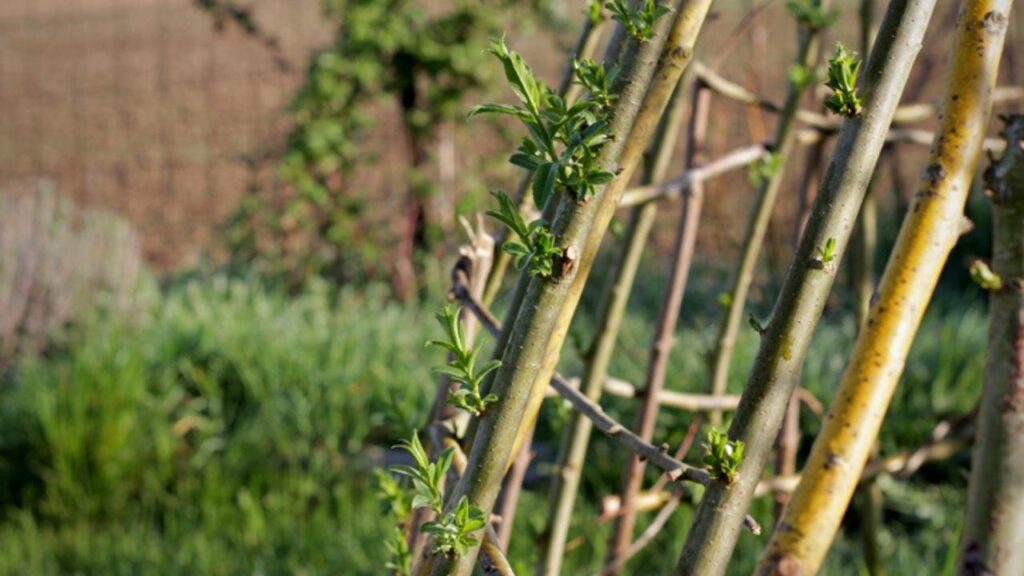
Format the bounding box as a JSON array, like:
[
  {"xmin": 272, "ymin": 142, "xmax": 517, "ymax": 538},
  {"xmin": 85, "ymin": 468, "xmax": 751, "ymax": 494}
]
[
  {"xmin": 705, "ymin": 0, "xmax": 830, "ymax": 428},
  {"xmin": 759, "ymin": 2, "xmax": 1009, "ymax": 571},
  {"xmin": 503, "ymin": 0, "xmax": 715, "ymax": 487},
  {"xmin": 676, "ymin": 1, "xmax": 937, "ymax": 574},
  {"xmin": 537, "ymin": 76, "xmax": 693, "ymax": 576},
  {"xmin": 465, "ymin": 14, "xmax": 612, "ymax": 454},
  {"xmin": 428, "ymin": 4, "xmax": 716, "ymax": 574},
  {"xmin": 959, "ymin": 113, "xmax": 1024, "ymax": 575},
  {"xmin": 604, "ymin": 83, "xmax": 712, "ymax": 574}
]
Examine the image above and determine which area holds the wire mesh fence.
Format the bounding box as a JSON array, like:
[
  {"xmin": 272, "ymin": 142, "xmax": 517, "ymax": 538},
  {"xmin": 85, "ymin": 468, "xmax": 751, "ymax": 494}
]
[{"xmin": 0, "ymin": 0, "xmax": 328, "ymax": 269}]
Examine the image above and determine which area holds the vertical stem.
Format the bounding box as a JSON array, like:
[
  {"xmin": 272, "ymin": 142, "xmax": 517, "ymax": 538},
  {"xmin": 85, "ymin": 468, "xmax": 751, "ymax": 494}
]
[
  {"xmin": 504, "ymin": 0, "xmax": 715, "ymax": 495},
  {"xmin": 959, "ymin": 114, "xmax": 1024, "ymax": 576},
  {"xmin": 494, "ymin": 423, "xmax": 534, "ymax": 549},
  {"xmin": 677, "ymin": 2, "xmax": 937, "ymax": 574},
  {"xmin": 410, "ymin": 222, "xmax": 494, "ymax": 563},
  {"xmin": 758, "ymin": 2, "xmax": 1010, "ymax": 572},
  {"xmin": 852, "ymin": 2, "xmax": 885, "ymax": 574},
  {"xmin": 429, "ymin": 5, "xmax": 715, "ymax": 574},
  {"xmin": 792, "ymin": 138, "xmax": 827, "ymax": 246},
  {"xmin": 772, "ymin": 1, "xmax": 838, "ymax": 522},
  {"xmin": 536, "ymin": 77, "xmax": 694, "ymax": 576},
  {"xmin": 604, "ymin": 83, "xmax": 712, "ymax": 575},
  {"xmin": 772, "ymin": 393, "xmax": 801, "ymax": 521},
  {"xmin": 705, "ymin": 0, "xmax": 830, "ymax": 428}
]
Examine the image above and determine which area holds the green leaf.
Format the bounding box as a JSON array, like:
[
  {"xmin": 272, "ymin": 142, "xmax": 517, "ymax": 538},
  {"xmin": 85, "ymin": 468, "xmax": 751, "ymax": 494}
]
[
  {"xmin": 588, "ymin": 170, "xmax": 615, "ymax": 185},
  {"xmin": 475, "ymin": 359, "xmax": 502, "ymax": 380},
  {"xmin": 509, "ymin": 152, "xmax": 543, "ymax": 171},
  {"xmin": 411, "ymin": 493, "xmax": 434, "ymax": 510},
  {"xmin": 502, "ymin": 242, "xmax": 530, "ymax": 257},
  {"xmin": 467, "ymin": 103, "xmax": 530, "ymax": 121},
  {"xmin": 486, "ymin": 190, "xmax": 528, "ymax": 239},
  {"xmin": 436, "ymin": 447, "xmax": 454, "ymax": 479},
  {"xmin": 532, "ymin": 162, "xmax": 559, "ymax": 208},
  {"xmin": 489, "ymin": 38, "xmax": 544, "ymax": 116},
  {"xmin": 432, "ymin": 365, "xmax": 468, "ymax": 381}
]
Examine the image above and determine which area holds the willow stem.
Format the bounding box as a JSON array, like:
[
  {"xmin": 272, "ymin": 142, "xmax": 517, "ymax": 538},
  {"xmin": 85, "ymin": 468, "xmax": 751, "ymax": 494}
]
[
  {"xmin": 482, "ymin": 16, "xmax": 609, "ymax": 307},
  {"xmin": 677, "ymin": 2, "xmax": 938, "ymax": 574},
  {"xmin": 605, "ymin": 82, "xmax": 712, "ymax": 574},
  {"xmin": 852, "ymin": 2, "xmax": 885, "ymax": 573},
  {"xmin": 706, "ymin": 0, "xmax": 831, "ymax": 429},
  {"xmin": 958, "ymin": 112, "xmax": 1024, "ymax": 575},
  {"xmin": 537, "ymin": 73, "xmax": 694, "ymax": 576},
  {"xmin": 758, "ymin": 2, "xmax": 1010, "ymax": 572},
  {"xmin": 428, "ymin": 5, "xmax": 714, "ymax": 573}
]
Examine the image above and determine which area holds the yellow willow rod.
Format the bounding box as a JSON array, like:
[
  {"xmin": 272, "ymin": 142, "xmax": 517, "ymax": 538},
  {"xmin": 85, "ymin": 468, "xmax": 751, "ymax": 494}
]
[{"xmin": 757, "ymin": 2, "xmax": 1012, "ymax": 574}]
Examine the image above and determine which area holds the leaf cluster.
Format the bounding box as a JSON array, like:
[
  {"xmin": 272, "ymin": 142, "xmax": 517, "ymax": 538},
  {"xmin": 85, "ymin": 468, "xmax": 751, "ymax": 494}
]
[
  {"xmin": 606, "ymin": 0, "xmax": 672, "ymax": 41},
  {"xmin": 969, "ymin": 259, "xmax": 1002, "ymax": 291},
  {"xmin": 422, "ymin": 496, "xmax": 488, "ymax": 557},
  {"xmin": 703, "ymin": 428, "xmax": 745, "ymax": 484},
  {"xmin": 823, "ymin": 43, "xmax": 863, "ymax": 118},
  {"xmin": 470, "ymin": 40, "xmax": 617, "ymax": 208},
  {"xmin": 748, "ymin": 152, "xmax": 782, "ymax": 187},
  {"xmin": 788, "ymin": 63, "xmax": 818, "ymax": 91},
  {"xmin": 392, "ymin": 434, "xmax": 451, "ymax": 512},
  {"xmin": 786, "ymin": 0, "xmax": 839, "ymax": 31},
  {"xmin": 391, "ymin": 433, "xmax": 488, "ymax": 559},
  {"xmin": 428, "ymin": 304, "xmax": 501, "ymax": 415},
  {"xmin": 817, "ymin": 237, "xmax": 838, "ymax": 264},
  {"xmin": 486, "ymin": 191, "xmax": 562, "ymax": 278},
  {"xmin": 587, "ymin": 0, "xmax": 605, "ymax": 24}
]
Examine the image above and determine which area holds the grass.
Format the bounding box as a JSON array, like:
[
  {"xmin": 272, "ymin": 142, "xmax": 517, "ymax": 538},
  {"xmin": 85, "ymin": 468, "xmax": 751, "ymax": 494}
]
[{"xmin": 0, "ymin": 270, "xmax": 986, "ymax": 574}]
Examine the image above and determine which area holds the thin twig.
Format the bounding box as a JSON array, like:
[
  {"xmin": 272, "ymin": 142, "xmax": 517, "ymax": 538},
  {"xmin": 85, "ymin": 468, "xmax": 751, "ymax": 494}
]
[
  {"xmin": 451, "ymin": 283, "xmax": 760, "ymax": 535},
  {"xmin": 693, "ymin": 61, "xmax": 1024, "ymax": 131},
  {"xmin": 627, "ymin": 417, "xmax": 974, "ymax": 503},
  {"xmin": 596, "ymin": 418, "xmax": 703, "ymax": 576},
  {"xmin": 606, "ymin": 82, "xmax": 713, "ymax": 571},
  {"xmin": 754, "ymin": 420, "xmax": 974, "ymax": 497},
  {"xmin": 619, "ymin": 144, "xmax": 768, "ymax": 206},
  {"xmin": 410, "ymin": 219, "xmax": 494, "ymax": 559},
  {"xmin": 798, "ymin": 126, "xmax": 1008, "ymax": 153}
]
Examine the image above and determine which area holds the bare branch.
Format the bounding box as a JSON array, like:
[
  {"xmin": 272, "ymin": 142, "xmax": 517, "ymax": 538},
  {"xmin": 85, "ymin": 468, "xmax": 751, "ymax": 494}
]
[
  {"xmin": 619, "ymin": 144, "xmax": 768, "ymax": 207},
  {"xmin": 450, "ymin": 279, "xmax": 760, "ymax": 535},
  {"xmin": 693, "ymin": 60, "xmax": 1024, "ymax": 131}
]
